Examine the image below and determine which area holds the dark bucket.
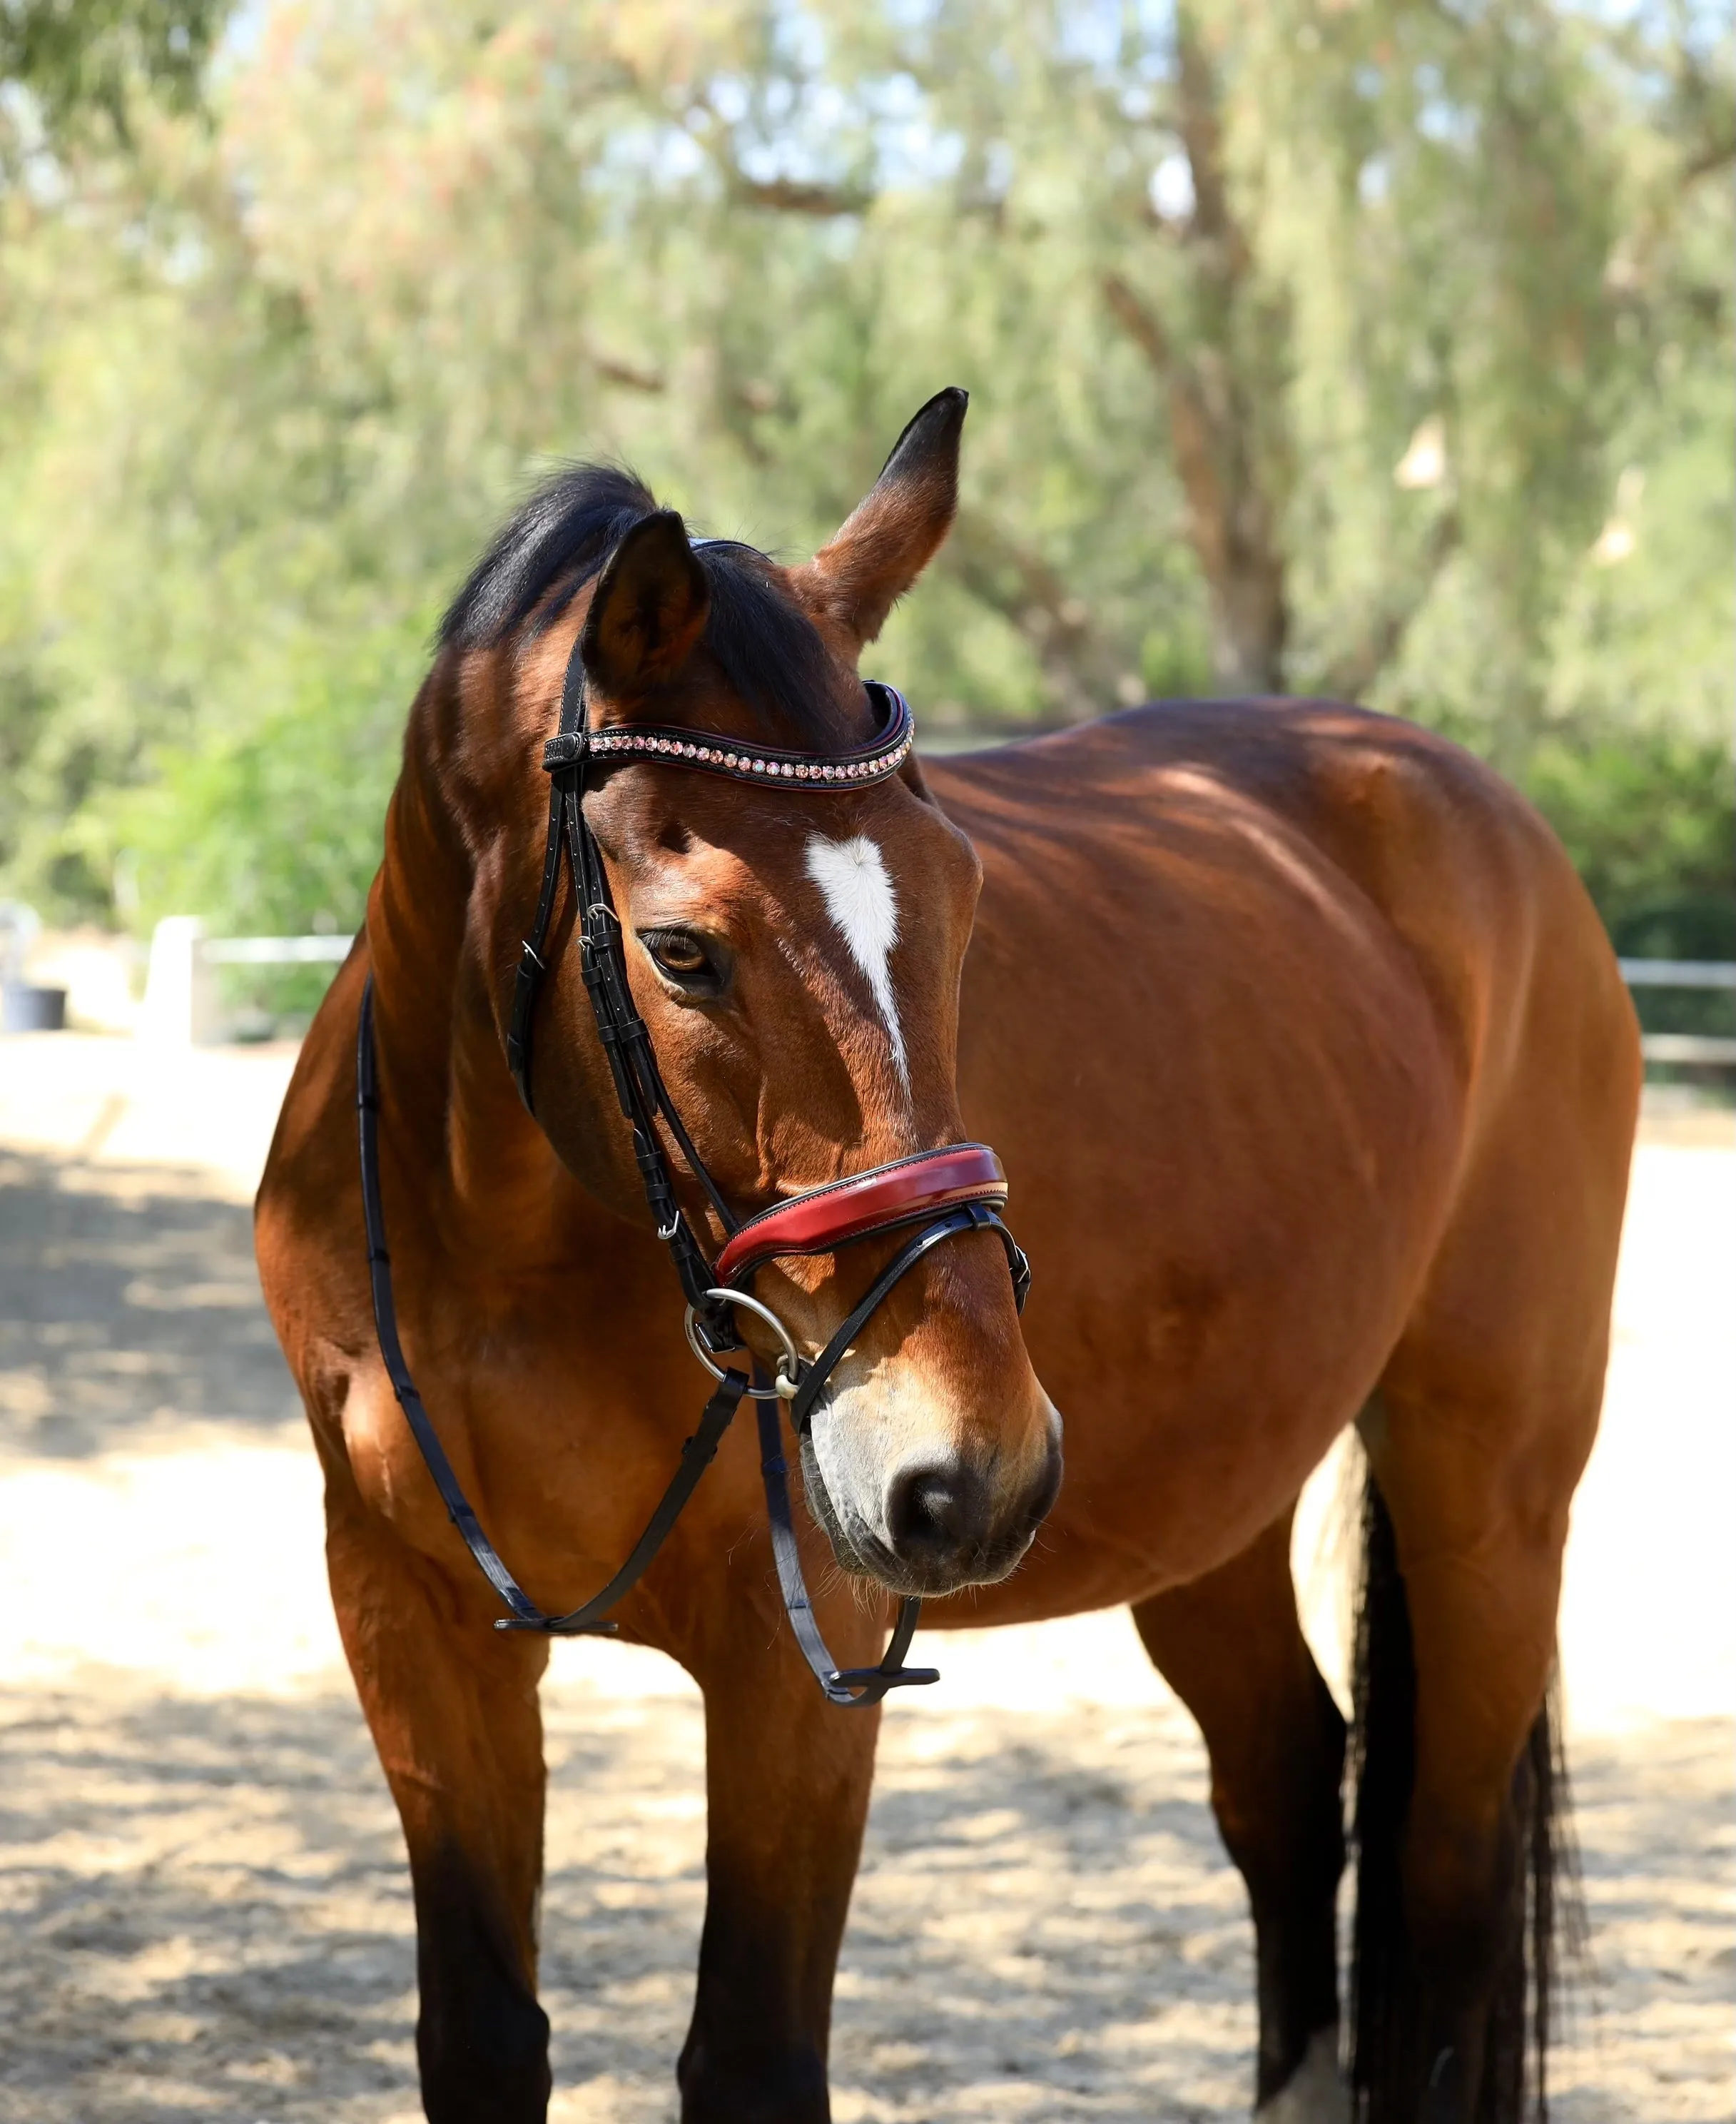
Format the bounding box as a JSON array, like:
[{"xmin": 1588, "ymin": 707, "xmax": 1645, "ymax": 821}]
[{"xmin": 1, "ymin": 983, "xmax": 68, "ymax": 1033}]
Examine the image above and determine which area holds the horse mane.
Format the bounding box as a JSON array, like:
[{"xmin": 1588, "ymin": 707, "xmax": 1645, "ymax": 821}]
[{"xmin": 438, "ymin": 462, "xmax": 853, "ymax": 744}]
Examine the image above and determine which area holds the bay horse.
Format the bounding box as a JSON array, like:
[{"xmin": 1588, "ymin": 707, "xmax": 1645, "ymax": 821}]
[{"xmin": 255, "ymin": 389, "xmax": 1639, "ymax": 2123}]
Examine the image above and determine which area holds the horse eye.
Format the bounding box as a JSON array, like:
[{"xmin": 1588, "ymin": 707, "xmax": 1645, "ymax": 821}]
[{"xmin": 641, "ymin": 929, "xmax": 721, "ymax": 989}]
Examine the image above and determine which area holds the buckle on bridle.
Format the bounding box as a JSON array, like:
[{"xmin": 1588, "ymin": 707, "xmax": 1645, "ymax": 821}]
[{"xmin": 542, "ymin": 730, "xmax": 586, "ymax": 771}]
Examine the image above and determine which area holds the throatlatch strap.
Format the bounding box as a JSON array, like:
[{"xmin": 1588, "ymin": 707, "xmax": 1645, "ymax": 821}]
[
  {"xmin": 505, "ymin": 629, "xmax": 590, "ymax": 1114},
  {"xmin": 503, "ymin": 611, "xmax": 738, "ymax": 1326},
  {"xmin": 360, "ymin": 976, "xmax": 746, "ymax": 1637}
]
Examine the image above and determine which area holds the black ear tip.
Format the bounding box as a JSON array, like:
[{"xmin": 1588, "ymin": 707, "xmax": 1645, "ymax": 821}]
[
  {"xmin": 880, "ymin": 388, "xmax": 970, "ymax": 477},
  {"xmin": 606, "ymin": 509, "xmax": 701, "ymax": 576},
  {"xmin": 916, "ymin": 386, "xmax": 968, "ymax": 431}
]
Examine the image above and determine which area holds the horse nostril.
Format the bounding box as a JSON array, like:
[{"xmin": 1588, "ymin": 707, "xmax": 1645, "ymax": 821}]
[{"xmin": 885, "ymin": 1463, "xmax": 988, "ymax": 1560}]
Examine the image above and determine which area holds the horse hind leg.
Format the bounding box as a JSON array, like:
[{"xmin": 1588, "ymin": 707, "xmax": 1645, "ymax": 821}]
[
  {"xmin": 1133, "ymin": 1508, "xmax": 1349, "ymax": 2120},
  {"xmin": 1350, "ymin": 1359, "xmax": 1594, "ymax": 2123},
  {"xmin": 1347, "ymin": 823, "xmax": 1631, "ymax": 2123}
]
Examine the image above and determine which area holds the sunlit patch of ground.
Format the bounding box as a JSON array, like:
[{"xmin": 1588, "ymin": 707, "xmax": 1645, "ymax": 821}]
[
  {"xmin": 1, "ymin": 1038, "xmax": 1730, "ymax": 2119},
  {"xmin": 0, "ymin": 1682, "xmax": 1727, "ymax": 2123}
]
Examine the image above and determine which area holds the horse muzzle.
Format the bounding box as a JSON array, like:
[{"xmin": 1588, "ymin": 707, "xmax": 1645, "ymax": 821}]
[{"xmin": 800, "ymin": 1374, "xmax": 1064, "ymax": 1598}]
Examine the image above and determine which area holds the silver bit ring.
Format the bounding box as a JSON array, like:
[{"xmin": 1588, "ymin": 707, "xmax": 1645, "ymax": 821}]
[{"xmin": 684, "ymin": 1288, "xmax": 802, "ymax": 1400}]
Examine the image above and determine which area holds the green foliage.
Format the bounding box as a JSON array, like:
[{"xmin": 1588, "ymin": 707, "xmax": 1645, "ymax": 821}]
[
  {"xmin": 1, "ymin": 0, "xmax": 220, "ymax": 147},
  {"xmin": 1524, "ymin": 720, "xmax": 1735, "ymax": 1041},
  {"xmin": 1526, "ymin": 726, "xmax": 1735, "ymax": 958},
  {"xmin": 111, "ymin": 610, "xmax": 430, "ymax": 936},
  {"xmin": 0, "ymin": 0, "xmax": 1728, "ymax": 961}
]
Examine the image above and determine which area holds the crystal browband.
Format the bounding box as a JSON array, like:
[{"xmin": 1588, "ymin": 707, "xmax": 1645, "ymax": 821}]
[{"xmin": 542, "ymin": 679, "xmax": 915, "ymax": 789}]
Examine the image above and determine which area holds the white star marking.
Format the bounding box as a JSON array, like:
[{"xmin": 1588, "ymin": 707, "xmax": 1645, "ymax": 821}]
[{"xmin": 804, "ymin": 834, "xmax": 909, "ymax": 1093}]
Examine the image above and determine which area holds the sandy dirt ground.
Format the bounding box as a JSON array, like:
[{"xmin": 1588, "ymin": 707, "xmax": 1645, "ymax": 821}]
[{"xmin": 1, "ymin": 1034, "xmax": 1731, "ymax": 2122}]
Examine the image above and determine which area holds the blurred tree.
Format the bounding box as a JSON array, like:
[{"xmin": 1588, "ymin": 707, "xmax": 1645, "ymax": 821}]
[
  {"xmin": 717, "ymin": 0, "xmax": 1633, "ymax": 727},
  {"xmin": 0, "ymin": 0, "xmax": 1727, "ymax": 958},
  {"xmin": 1, "ymin": 0, "xmax": 219, "ymax": 151}
]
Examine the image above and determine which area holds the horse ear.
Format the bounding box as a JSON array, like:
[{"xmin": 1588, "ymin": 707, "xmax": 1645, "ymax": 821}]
[
  {"xmin": 581, "ymin": 510, "xmax": 711, "ymax": 698},
  {"xmin": 796, "ymin": 388, "xmax": 967, "ymax": 649}
]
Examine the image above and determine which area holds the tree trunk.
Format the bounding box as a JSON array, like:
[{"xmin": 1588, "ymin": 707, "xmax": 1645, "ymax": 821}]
[
  {"xmin": 1102, "ymin": 273, "xmax": 1289, "ymax": 695},
  {"xmin": 1103, "ymin": 9, "xmax": 1291, "ymax": 697},
  {"xmin": 1204, "ymin": 496, "xmax": 1288, "ymax": 695}
]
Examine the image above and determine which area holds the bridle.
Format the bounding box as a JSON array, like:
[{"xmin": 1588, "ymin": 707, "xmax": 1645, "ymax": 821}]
[{"xmin": 358, "ymin": 605, "xmax": 1029, "ymax": 1708}]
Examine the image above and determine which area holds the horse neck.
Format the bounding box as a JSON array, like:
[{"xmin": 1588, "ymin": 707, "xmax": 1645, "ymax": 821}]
[{"xmin": 365, "ymin": 682, "xmax": 616, "ymax": 1265}]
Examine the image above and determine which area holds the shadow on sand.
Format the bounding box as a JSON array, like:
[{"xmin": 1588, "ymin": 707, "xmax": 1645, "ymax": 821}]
[{"xmin": 0, "ymin": 1150, "xmax": 298, "ymax": 1460}]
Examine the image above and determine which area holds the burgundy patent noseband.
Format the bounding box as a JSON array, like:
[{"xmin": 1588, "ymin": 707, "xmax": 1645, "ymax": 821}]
[{"xmin": 358, "ymin": 614, "xmax": 1029, "ymax": 1707}]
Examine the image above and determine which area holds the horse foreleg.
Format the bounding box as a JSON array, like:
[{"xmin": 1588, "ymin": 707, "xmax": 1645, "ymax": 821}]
[
  {"xmin": 1133, "ymin": 1509, "xmax": 1348, "ymax": 2120},
  {"xmin": 676, "ymin": 1617, "xmax": 884, "ymax": 2124},
  {"xmin": 325, "ymin": 1480, "xmax": 554, "ymax": 2124}
]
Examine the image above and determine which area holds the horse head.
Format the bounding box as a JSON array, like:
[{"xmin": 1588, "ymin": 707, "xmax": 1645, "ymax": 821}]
[{"xmin": 460, "ymin": 391, "xmax": 1060, "ymax": 1599}]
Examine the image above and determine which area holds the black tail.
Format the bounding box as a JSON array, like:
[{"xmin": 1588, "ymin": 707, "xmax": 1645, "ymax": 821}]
[{"xmin": 1348, "ymin": 1475, "xmax": 1578, "ymax": 2120}]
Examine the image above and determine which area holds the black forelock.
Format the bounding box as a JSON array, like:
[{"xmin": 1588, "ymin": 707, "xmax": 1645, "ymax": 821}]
[{"xmin": 438, "ymin": 464, "xmax": 854, "ymax": 744}]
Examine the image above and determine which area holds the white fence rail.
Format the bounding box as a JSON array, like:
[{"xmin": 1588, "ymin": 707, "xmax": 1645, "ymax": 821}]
[
  {"xmin": 1638, "ymin": 1033, "xmax": 1736, "ymax": 1065},
  {"xmin": 140, "ymin": 919, "xmax": 354, "ymax": 1046},
  {"xmin": 136, "ymin": 918, "xmax": 1736, "ymax": 1061},
  {"xmin": 201, "ymin": 936, "xmax": 353, "ymax": 967},
  {"xmin": 1618, "ymin": 959, "xmax": 1736, "ymax": 991},
  {"xmin": 1617, "ymin": 961, "xmax": 1736, "ymax": 1066}
]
